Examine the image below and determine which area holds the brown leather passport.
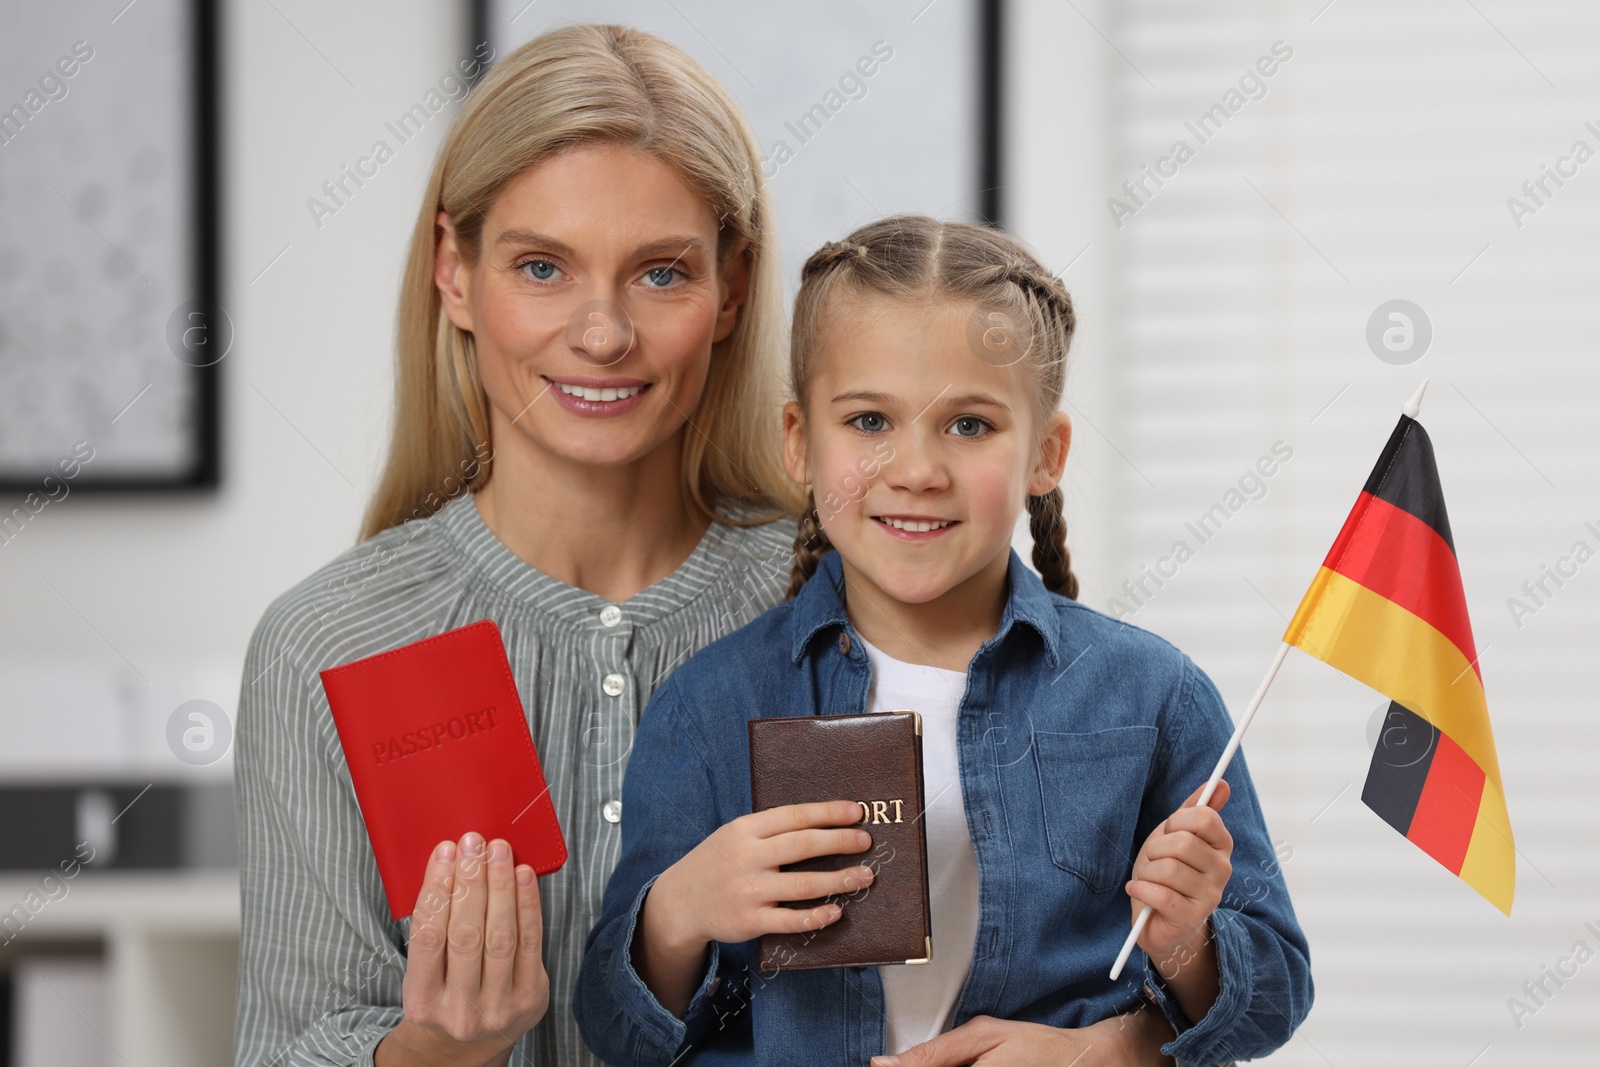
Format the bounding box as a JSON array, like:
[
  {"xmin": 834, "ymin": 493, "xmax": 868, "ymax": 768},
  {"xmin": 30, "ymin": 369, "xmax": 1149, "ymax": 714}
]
[{"xmin": 747, "ymin": 711, "xmax": 932, "ymax": 972}]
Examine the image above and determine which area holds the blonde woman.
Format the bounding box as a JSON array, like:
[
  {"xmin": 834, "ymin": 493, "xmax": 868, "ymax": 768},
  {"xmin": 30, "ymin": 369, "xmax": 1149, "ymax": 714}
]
[{"xmin": 233, "ymin": 25, "xmax": 800, "ymax": 1067}]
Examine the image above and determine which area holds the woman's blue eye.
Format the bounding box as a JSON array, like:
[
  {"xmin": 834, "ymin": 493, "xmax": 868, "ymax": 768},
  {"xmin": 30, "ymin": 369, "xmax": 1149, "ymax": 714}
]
[
  {"xmin": 949, "ymin": 416, "xmax": 989, "ymax": 438},
  {"xmin": 643, "ymin": 266, "xmax": 681, "ymax": 287},
  {"xmin": 851, "ymin": 412, "xmax": 889, "ymax": 433},
  {"xmin": 520, "ymin": 259, "xmax": 558, "ymax": 282}
]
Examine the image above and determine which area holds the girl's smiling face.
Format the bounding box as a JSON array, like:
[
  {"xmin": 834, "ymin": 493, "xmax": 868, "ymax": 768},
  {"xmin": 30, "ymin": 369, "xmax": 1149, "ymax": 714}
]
[
  {"xmin": 435, "ymin": 142, "xmax": 748, "ymax": 469},
  {"xmin": 783, "ymin": 295, "xmax": 1071, "ymax": 609}
]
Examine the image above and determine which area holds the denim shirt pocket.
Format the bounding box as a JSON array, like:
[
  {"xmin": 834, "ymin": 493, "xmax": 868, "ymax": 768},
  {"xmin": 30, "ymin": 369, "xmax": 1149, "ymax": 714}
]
[{"xmin": 1032, "ymin": 725, "xmax": 1160, "ymax": 893}]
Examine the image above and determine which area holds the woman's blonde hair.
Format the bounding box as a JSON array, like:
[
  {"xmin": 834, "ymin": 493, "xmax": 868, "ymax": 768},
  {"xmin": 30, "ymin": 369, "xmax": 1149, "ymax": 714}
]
[
  {"xmin": 360, "ymin": 23, "xmax": 800, "ymax": 541},
  {"xmin": 784, "ymin": 215, "xmax": 1079, "ymax": 599}
]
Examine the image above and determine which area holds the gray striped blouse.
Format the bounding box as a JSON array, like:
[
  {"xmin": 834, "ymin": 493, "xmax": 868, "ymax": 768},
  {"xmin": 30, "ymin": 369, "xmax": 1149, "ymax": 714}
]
[{"xmin": 233, "ymin": 489, "xmax": 796, "ymax": 1066}]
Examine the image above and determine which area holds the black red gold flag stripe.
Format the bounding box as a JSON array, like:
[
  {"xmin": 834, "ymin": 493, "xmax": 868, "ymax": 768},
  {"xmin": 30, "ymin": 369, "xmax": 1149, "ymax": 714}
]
[{"xmin": 1285, "ymin": 415, "xmax": 1513, "ymax": 914}]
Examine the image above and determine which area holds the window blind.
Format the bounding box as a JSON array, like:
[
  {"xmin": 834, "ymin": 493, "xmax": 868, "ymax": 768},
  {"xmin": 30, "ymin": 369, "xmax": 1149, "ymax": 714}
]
[{"xmin": 1103, "ymin": 2, "xmax": 1600, "ymax": 1062}]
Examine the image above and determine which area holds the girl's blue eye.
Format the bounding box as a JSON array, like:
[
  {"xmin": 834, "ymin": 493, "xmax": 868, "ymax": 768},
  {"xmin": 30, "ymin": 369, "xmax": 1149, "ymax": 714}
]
[
  {"xmin": 851, "ymin": 412, "xmax": 889, "ymax": 433},
  {"xmin": 949, "ymin": 415, "xmax": 989, "ymax": 438},
  {"xmin": 520, "ymin": 259, "xmax": 559, "ymax": 282},
  {"xmin": 643, "ymin": 266, "xmax": 681, "ymax": 287}
]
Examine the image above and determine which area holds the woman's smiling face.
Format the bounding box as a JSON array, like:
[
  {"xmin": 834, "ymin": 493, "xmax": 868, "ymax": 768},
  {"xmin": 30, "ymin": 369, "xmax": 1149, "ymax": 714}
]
[
  {"xmin": 435, "ymin": 141, "xmax": 747, "ymax": 469},
  {"xmin": 784, "ymin": 295, "xmax": 1071, "ymax": 608}
]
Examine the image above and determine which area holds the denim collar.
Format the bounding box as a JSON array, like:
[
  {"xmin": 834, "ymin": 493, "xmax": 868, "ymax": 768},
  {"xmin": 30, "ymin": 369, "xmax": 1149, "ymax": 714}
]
[{"xmin": 787, "ymin": 548, "xmax": 1063, "ymax": 669}]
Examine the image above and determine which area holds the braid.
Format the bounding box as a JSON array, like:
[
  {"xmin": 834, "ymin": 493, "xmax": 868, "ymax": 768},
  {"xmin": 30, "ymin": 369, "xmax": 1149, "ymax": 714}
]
[
  {"xmin": 982, "ymin": 261, "xmax": 1075, "ymax": 342},
  {"xmin": 786, "ymin": 489, "xmax": 835, "ymax": 599},
  {"xmin": 1026, "ymin": 487, "xmax": 1078, "ymax": 600},
  {"xmin": 1012, "ymin": 264, "xmax": 1075, "ymax": 339},
  {"xmin": 800, "ymin": 241, "xmax": 869, "ymax": 283}
]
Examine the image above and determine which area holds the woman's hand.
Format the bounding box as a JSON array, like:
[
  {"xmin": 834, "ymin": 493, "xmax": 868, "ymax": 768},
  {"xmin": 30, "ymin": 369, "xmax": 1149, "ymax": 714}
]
[
  {"xmin": 376, "ymin": 833, "xmax": 547, "ymax": 1067},
  {"xmin": 871, "ymin": 1008, "xmax": 1176, "ymax": 1066},
  {"xmin": 632, "ymin": 800, "xmax": 875, "ymax": 1016}
]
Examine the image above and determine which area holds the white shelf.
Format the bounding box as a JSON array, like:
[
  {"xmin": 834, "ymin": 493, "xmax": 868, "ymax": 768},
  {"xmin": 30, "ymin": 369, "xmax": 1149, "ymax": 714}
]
[{"xmin": 2, "ymin": 870, "xmax": 239, "ymax": 1067}]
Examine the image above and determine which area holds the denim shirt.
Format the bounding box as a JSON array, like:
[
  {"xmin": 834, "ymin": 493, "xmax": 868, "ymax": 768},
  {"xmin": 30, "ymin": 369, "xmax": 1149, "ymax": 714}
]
[{"xmin": 575, "ymin": 549, "xmax": 1312, "ymax": 1066}]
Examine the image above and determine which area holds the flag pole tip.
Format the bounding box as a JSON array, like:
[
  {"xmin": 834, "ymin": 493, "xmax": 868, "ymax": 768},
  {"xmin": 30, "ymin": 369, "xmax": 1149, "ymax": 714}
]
[{"xmin": 1403, "ymin": 379, "xmax": 1429, "ymax": 419}]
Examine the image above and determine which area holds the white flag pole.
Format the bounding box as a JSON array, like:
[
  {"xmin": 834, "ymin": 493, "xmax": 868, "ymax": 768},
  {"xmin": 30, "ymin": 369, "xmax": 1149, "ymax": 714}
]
[
  {"xmin": 1108, "ymin": 641, "xmax": 1292, "ymax": 980},
  {"xmin": 1403, "ymin": 378, "xmax": 1429, "ymax": 419},
  {"xmin": 1108, "ymin": 378, "xmax": 1430, "ymax": 982}
]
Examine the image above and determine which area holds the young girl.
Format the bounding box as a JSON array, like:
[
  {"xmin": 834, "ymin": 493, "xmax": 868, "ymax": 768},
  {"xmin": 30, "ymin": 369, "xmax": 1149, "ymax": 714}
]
[{"xmin": 575, "ymin": 217, "xmax": 1312, "ymax": 1065}]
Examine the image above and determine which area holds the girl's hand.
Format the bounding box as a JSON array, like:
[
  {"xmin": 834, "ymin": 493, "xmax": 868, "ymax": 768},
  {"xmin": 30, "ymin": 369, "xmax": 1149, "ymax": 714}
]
[
  {"xmin": 1127, "ymin": 779, "xmax": 1233, "ymax": 968},
  {"xmin": 377, "ymin": 833, "xmax": 547, "ymax": 1067},
  {"xmin": 870, "ymin": 1009, "xmax": 1175, "ymax": 1066},
  {"xmin": 650, "ymin": 799, "xmax": 876, "ymax": 948},
  {"xmin": 631, "ymin": 800, "xmax": 874, "ymax": 1018}
]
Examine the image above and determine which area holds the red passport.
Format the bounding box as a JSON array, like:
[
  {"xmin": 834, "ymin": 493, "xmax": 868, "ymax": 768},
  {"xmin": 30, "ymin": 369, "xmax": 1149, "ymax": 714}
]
[{"xmin": 319, "ymin": 619, "xmax": 567, "ymax": 919}]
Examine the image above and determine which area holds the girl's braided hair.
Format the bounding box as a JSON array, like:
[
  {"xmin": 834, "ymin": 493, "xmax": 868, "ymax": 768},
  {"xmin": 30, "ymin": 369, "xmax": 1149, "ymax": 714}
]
[{"xmin": 784, "ymin": 215, "xmax": 1078, "ymax": 600}]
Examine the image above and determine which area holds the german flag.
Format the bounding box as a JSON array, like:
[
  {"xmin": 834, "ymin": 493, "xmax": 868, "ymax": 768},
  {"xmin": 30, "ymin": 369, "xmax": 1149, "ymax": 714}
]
[{"xmin": 1285, "ymin": 414, "xmax": 1513, "ymax": 915}]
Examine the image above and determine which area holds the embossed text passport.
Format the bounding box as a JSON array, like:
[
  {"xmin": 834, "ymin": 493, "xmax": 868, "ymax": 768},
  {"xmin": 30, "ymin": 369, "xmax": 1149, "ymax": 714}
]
[
  {"xmin": 747, "ymin": 711, "xmax": 931, "ymax": 971},
  {"xmin": 320, "ymin": 619, "xmax": 567, "ymax": 919}
]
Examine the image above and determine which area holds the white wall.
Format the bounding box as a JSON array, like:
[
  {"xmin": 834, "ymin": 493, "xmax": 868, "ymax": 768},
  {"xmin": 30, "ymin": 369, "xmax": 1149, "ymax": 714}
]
[
  {"xmin": 1003, "ymin": 0, "xmax": 1118, "ymax": 593},
  {"xmin": 0, "ymin": 1, "xmax": 465, "ymax": 778}
]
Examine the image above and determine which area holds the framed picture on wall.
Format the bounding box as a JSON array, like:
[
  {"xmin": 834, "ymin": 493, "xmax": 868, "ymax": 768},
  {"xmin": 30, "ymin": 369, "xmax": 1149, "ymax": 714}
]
[
  {"xmin": 0, "ymin": 0, "xmax": 222, "ymax": 493},
  {"xmin": 474, "ymin": 0, "xmax": 1004, "ymax": 291}
]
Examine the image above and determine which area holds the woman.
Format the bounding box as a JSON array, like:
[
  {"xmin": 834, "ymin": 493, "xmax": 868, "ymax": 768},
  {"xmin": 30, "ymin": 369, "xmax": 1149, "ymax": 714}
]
[
  {"xmin": 234, "ymin": 24, "xmax": 796, "ymax": 1067},
  {"xmin": 233, "ymin": 22, "xmax": 1175, "ymax": 1067}
]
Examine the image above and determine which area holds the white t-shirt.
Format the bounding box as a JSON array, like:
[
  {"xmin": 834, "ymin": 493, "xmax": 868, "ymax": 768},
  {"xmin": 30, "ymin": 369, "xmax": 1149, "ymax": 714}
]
[{"xmin": 856, "ymin": 632, "xmax": 982, "ymax": 1055}]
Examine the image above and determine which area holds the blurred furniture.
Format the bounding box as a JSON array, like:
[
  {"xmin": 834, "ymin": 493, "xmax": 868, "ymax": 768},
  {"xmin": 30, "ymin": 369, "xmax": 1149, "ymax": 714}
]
[{"xmin": 0, "ymin": 870, "xmax": 237, "ymax": 1067}]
